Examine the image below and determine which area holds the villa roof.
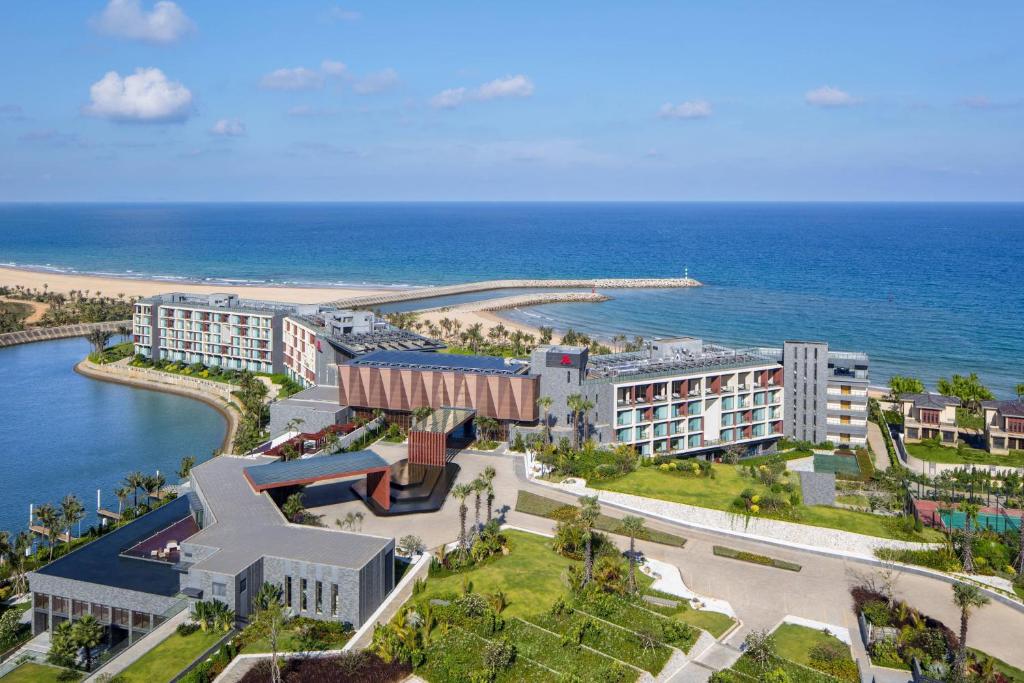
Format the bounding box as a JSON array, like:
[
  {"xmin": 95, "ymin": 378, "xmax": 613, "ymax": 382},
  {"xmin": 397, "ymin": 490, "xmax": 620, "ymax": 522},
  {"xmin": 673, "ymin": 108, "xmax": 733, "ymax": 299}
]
[
  {"xmin": 186, "ymin": 456, "xmax": 393, "ymax": 575},
  {"xmin": 30, "ymin": 496, "xmax": 191, "ymax": 597},
  {"xmin": 900, "ymin": 393, "xmax": 961, "ymax": 409},
  {"xmin": 982, "ymin": 399, "xmax": 1024, "ymax": 418}
]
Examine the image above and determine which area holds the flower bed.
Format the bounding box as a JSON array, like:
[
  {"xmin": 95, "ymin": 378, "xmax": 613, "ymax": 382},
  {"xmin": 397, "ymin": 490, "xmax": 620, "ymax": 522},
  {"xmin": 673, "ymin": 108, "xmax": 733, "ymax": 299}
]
[{"xmin": 713, "ymin": 545, "xmax": 802, "ymax": 571}]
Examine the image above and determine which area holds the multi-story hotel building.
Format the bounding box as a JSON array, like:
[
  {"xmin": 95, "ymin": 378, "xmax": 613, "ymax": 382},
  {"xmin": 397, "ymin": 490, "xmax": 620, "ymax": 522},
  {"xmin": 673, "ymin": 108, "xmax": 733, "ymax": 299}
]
[
  {"xmin": 133, "ymin": 293, "xmax": 295, "ymax": 374},
  {"xmin": 530, "ymin": 338, "xmax": 785, "ymax": 458},
  {"xmin": 133, "ymin": 293, "xmax": 440, "ymax": 382},
  {"xmin": 762, "ymin": 342, "xmax": 870, "ymax": 448}
]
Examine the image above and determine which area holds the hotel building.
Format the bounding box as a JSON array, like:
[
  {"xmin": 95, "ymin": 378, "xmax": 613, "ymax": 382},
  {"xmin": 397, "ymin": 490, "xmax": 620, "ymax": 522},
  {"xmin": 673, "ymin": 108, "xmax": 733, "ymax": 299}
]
[
  {"xmin": 899, "ymin": 393, "xmax": 960, "ymax": 446},
  {"xmin": 133, "ymin": 293, "xmax": 439, "ymax": 382},
  {"xmin": 759, "ymin": 342, "xmax": 871, "ymax": 448},
  {"xmin": 530, "ymin": 338, "xmax": 785, "ymax": 458}
]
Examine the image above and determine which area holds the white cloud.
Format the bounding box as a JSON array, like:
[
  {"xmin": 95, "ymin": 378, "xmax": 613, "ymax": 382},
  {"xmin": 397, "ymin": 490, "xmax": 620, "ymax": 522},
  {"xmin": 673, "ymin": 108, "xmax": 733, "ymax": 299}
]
[
  {"xmin": 430, "ymin": 74, "xmax": 534, "ymax": 109},
  {"xmin": 804, "ymin": 85, "xmax": 860, "ymax": 108},
  {"xmin": 959, "ymin": 95, "xmax": 1021, "ymax": 110},
  {"xmin": 209, "ymin": 118, "xmax": 246, "ymax": 136},
  {"xmin": 91, "ymin": 0, "xmax": 194, "ymax": 44},
  {"xmin": 83, "ymin": 68, "xmax": 193, "ymax": 123},
  {"xmin": 657, "ymin": 100, "xmax": 712, "ymax": 119},
  {"xmin": 353, "ymin": 68, "xmax": 399, "ymax": 95},
  {"xmin": 259, "ymin": 67, "xmax": 324, "ymax": 91},
  {"xmin": 325, "ymin": 6, "xmax": 361, "ymax": 21},
  {"xmin": 320, "ymin": 60, "xmax": 348, "ymax": 77}
]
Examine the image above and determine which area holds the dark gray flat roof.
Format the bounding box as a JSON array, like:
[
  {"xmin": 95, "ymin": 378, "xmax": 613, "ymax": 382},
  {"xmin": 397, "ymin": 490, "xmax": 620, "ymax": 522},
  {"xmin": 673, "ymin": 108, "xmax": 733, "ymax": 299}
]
[
  {"xmin": 245, "ymin": 451, "xmax": 389, "ymax": 489},
  {"xmin": 32, "ymin": 496, "xmax": 191, "ymax": 597}
]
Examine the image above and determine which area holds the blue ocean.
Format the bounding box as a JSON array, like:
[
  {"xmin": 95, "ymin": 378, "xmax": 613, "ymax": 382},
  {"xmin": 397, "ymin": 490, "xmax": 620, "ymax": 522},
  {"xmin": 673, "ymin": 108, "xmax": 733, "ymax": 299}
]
[{"xmin": 1, "ymin": 202, "xmax": 1022, "ymax": 395}]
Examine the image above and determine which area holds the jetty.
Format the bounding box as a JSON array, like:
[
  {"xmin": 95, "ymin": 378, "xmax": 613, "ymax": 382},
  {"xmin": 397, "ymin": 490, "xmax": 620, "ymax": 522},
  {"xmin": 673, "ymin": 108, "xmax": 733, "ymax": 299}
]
[
  {"xmin": 0, "ymin": 320, "xmax": 130, "ymax": 348},
  {"xmin": 324, "ymin": 276, "xmax": 701, "ymax": 308},
  {"xmin": 413, "ymin": 291, "xmax": 609, "ymax": 314}
]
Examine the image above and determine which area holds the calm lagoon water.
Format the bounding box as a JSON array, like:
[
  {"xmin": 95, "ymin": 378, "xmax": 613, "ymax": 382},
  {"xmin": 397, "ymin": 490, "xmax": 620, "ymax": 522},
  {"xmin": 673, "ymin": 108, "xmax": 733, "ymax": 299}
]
[
  {"xmin": 0, "ymin": 338, "xmax": 225, "ymax": 538},
  {"xmin": 1, "ymin": 202, "xmax": 1022, "ymax": 394}
]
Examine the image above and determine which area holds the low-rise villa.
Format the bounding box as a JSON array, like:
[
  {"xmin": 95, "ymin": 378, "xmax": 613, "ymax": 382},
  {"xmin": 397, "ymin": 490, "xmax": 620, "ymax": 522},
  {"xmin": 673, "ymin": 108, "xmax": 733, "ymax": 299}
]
[
  {"xmin": 981, "ymin": 399, "xmax": 1024, "ymax": 455},
  {"xmin": 899, "ymin": 393, "xmax": 960, "ymax": 445}
]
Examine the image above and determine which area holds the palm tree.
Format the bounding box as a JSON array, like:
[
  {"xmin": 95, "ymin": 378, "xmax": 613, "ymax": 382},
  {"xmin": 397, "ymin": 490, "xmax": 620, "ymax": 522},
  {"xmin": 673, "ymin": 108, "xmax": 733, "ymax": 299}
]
[
  {"xmin": 145, "ymin": 472, "xmax": 167, "ymax": 501},
  {"xmin": 177, "ymin": 455, "xmax": 197, "ymax": 481},
  {"xmin": 412, "ymin": 406, "xmax": 434, "ymax": 426},
  {"xmin": 579, "ymin": 495, "xmax": 600, "ymax": 586},
  {"xmin": 126, "ymin": 471, "xmax": 145, "ymax": 508},
  {"xmin": 86, "ymin": 329, "xmax": 113, "ymax": 353},
  {"xmin": 282, "ymin": 492, "xmax": 306, "ymax": 523},
  {"xmin": 621, "ymin": 515, "xmax": 646, "ymax": 593},
  {"xmin": 567, "ymin": 394, "xmax": 584, "ymax": 449},
  {"xmin": 579, "ymin": 397, "xmax": 595, "ymax": 443},
  {"xmin": 482, "ymin": 466, "xmax": 497, "ymax": 523},
  {"xmin": 253, "ymin": 582, "xmax": 286, "ymax": 683},
  {"xmin": 452, "ymin": 483, "xmax": 473, "ymax": 550},
  {"xmin": 34, "ymin": 503, "xmax": 60, "ymax": 562},
  {"xmin": 9, "ymin": 532, "xmax": 31, "ymax": 595},
  {"xmin": 59, "ymin": 494, "xmax": 84, "ymax": 549},
  {"xmin": 951, "ymin": 582, "xmax": 990, "ymax": 680},
  {"xmin": 537, "ymin": 396, "xmax": 553, "ymax": 444},
  {"xmin": 114, "ymin": 486, "xmax": 130, "ymax": 515},
  {"xmin": 72, "ymin": 614, "xmax": 104, "ymax": 672},
  {"xmin": 116, "ymin": 323, "xmax": 132, "ymax": 342},
  {"xmin": 472, "ymin": 477, "xmax": 485, "ymax": 538},
  {"xmin": 960, "ymin": 503, "xmax": 980, "ymax": 573}
]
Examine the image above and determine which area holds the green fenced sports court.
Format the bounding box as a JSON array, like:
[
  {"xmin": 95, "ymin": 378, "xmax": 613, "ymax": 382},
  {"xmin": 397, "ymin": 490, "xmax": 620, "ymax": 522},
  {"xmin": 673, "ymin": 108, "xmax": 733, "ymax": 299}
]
[
  {"xmin": 939, "ymin": 510, "xmax": 1021, "ymax": 532},
  {"xmin": 812, "ymin": 453, "xmax": 861, "ymax": 476}
]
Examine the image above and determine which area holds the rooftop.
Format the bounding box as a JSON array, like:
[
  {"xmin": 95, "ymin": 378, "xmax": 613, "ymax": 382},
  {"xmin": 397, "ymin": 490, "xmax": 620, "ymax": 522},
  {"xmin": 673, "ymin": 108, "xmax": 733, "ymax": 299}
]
[
  {"xmin": 31, "ymin": 496, "xmax": 192, "ymax": 597},
  {"xmin": 586, "ymin": 345, "xmax": 779, "ymax": 382},
  {"xmin": 347, "ymin": 349, "xmax": 530, "ymax": 376},
  {"xmin": 901, "ymin": 393, "xmax": 961, "ymax": 409},
  {"xmin": 244, "ymin": 451, "xmax": 389, "ymax": 490},
  {"xmin": 141, "ymin": 292, "xmax": 301, "ymax": 317},
  {"xmin": 982, "ymin": 399, "xmax": 1024, "ymax": 417},
  {"xmin": 186, "ymin": 455, "xmax": 393, "ymax": 575},
  {"xmin": 326, "ymin": 329, "xmax": 446, "ymax": 357}
]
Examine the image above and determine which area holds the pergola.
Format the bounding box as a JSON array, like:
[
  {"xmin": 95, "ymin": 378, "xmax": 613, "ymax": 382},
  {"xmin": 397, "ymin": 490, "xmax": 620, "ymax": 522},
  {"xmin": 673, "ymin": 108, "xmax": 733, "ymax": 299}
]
[{"xmin": 244, "ymin": 451, "xmax": 393, "ymax": 510}]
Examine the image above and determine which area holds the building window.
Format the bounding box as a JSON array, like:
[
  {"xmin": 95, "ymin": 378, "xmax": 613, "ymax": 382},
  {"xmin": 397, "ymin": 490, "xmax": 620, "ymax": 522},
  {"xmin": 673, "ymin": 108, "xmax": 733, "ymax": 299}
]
[
  {"xmin": 212, "ymin": 582, "xmax": 226, "ymax": 598},
  {"xmin": 315, "ymin": 581, "xmax": 323, "ymax": 614},
  {"xmin": 332, "ymin": 585, "xmax": 339, "ymax": 617},
  {"xmin": 240, "ymin": 578, "xmax": 247, "ymax": 594},
  {"xmin": 285, "ymin": 577, "xmax": 292, "ymax": 608},
  {"xmin": 300, "ymin": 579, "xmax": 308, "ymax": 611}
]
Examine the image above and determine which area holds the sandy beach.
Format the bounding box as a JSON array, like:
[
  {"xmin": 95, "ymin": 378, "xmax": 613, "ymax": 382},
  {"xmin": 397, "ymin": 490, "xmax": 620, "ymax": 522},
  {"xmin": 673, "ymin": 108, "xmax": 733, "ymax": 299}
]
[
  {"xmin": 0, "ymin": 265, "xmax": 553, "ymax": 341},
  {"xmin": 0, "ymin": 265, "xmax": 391, "ymax": 305}
]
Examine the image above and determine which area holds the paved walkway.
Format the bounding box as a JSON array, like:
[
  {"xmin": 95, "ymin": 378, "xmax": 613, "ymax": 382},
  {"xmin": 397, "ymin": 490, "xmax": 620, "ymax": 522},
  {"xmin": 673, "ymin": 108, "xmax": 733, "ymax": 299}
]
[
  {"xmin": 867, "ymin": 421, "xmax": 891, "ymax": 471},
  {"xmin": 305, "ymin": 447, "xmax": 1024, "ymax": 671}
]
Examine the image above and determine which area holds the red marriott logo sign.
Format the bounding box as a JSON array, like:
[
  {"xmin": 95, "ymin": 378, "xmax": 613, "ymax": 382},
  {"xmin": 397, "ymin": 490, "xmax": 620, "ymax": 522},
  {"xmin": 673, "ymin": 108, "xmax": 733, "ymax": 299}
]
[{"xmin": 560, "ymin": 354, "xmax": 573, "ymax": 366}]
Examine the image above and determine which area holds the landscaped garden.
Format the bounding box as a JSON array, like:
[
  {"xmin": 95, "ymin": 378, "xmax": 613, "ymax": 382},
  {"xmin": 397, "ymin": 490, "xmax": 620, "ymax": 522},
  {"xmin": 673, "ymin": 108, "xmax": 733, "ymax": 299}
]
[
  {"xmin": 710, "ymin": 624, "xmax": 858, "ymax": 682},
  {"xmin": 118, "ymin": 626, "xmax": 225, "ymax": 683},
  {"xmin": 0, "ymin": 662, "xmax": 81, "ymax": 682},
  {"xmin": 907, "ymin": 439, "xmax": 1024, "ymax": 468},
  {"xmin": 371, "ymin": 506, "xmax": 735, "ymax": 682},
  {"xmin": 589, "ymin": 460, "xmax": 941, "ymax": 542}
]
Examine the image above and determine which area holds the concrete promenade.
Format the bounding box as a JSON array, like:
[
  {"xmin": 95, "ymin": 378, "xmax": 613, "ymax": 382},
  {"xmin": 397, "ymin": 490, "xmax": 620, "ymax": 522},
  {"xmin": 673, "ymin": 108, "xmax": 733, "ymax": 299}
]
[
  {"xmin": 0, "ymin": 319, "xmax": 130, "ymax": 348},
  {"xmin": 324, "ymin": 276, "xmax": 701, "ymax": 307}
]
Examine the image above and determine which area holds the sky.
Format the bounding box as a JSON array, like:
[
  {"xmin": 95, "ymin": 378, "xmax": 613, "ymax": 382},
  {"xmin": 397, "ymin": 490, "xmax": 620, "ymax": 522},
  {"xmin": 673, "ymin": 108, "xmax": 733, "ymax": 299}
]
[{"xmin": 0, "ymin": 1, "xmax": 1022, "ymax": 201}]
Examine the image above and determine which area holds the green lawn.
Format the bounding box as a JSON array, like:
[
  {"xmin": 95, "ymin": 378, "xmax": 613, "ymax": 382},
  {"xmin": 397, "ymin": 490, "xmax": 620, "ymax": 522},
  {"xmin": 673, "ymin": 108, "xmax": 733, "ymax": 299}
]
[
  {"xmin": 906, "ymin": 442, "xmax": 1024, "ymax": 467},
  {"xmin": 591, "ymin": 465, "xmax": 942, "ymax": 542},
  {"xmin": 0, "ymin": 663, "xmax": 81, "ymax": 682},
  {"xmin": 415, "ymin": 530, "xmax": 576, "ymax": 618},
  {"xmin": 772, "ymin": 623, "xmax": 851, "ymax": 668},
  {"xmin": 118, "ymin": 629, "xmax": 224, "ymax": 683}
]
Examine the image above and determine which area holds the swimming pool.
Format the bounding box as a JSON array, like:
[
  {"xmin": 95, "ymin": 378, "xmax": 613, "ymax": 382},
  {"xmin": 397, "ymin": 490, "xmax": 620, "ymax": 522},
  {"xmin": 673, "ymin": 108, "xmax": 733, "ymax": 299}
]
[{"xmin": 812, "ymin": 453, "xmax": 861, "ymax": 476}]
